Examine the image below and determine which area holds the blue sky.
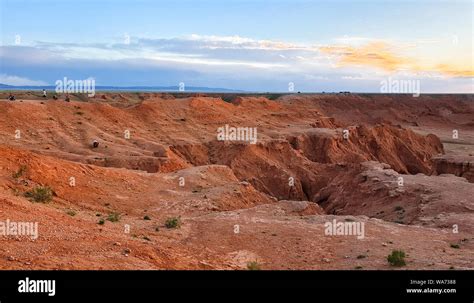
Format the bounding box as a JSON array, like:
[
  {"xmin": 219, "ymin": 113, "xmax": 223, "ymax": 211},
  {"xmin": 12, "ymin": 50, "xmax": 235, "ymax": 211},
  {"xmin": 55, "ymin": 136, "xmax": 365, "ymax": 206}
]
[{"xmin": 0, "ymin": 0, "xmax": 472, "ymax": 92}]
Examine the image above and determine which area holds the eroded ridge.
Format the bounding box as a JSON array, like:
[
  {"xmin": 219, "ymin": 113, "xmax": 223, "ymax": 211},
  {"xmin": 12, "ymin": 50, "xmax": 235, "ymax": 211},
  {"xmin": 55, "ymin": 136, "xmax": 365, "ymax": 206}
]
[{"xmin": 0, "ymin": 93, "xmax": 472, "ymax": 270}]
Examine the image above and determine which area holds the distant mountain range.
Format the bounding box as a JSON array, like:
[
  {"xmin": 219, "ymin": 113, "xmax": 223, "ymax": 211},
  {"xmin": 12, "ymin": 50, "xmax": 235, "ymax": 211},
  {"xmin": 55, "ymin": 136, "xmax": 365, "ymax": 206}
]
[{"xmin": 0, "ymin": 83, "xmax": 244, "ymax": 93}]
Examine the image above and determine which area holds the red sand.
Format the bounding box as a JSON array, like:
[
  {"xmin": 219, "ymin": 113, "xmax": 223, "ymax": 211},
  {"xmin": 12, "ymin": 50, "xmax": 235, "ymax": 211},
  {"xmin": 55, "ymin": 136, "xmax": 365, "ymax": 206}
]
[{"xmin": 0, "ymin": 92, "xmax": 472, "ymax": 269}]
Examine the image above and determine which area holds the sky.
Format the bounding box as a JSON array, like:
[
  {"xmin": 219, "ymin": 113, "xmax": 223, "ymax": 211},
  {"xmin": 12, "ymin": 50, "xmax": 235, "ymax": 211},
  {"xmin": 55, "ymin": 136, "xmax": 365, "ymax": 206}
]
[{"xmin": 0, "ymin": 0, "xmax": 472, "ymax": 92}]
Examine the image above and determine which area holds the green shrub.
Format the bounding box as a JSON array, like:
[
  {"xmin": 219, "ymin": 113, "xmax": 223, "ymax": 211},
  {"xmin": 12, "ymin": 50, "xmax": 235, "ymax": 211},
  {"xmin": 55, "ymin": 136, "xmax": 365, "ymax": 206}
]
[
  {"xmin": 143, "ymin": 215, "xmax": 151, "ymax": 220},
  {"xmin": 107, "ymin": 212, "xmax": 120, "ymax": 222},
  {"xmin": 450, "ymin": 244, "xmax": 460, "ymax": 249},
  {"xmin": 25, "ymin": 186, "xmax": 53, "ymax": 203},
  {"xmin": 266, "ymin": 94, "xmax": 281, "ymax": 101},
  {"xmin": 221, "ymin": 95, "xmax": 235, "ymax": 103},
  {"xmin": 165, "ymin": 217, "xmax": 181, "ymax": 229},
  {"xmin": 247, "ymin": 261, "xmax": 261, "ymax": 270},
  {"xmin": 66, "ymin": 210, "xmax": 77, "ymax": 216},
  {"xmin": 98, "ymin": 218, "xmax": 105, "ymax": 225},
  {"xmin": 12, "ymin": 165, "xmax": 27, "ymax": 179},
  {"xmin": 387, "ymin": 250, "xmax": 406, "ymax": 267}
]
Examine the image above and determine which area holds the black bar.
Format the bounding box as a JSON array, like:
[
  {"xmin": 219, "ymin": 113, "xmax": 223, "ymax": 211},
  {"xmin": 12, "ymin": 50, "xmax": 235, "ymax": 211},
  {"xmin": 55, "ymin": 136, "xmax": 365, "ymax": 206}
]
[{"xmin": 0, "ymin": 270, "xmax": 472, "ymax": 301}]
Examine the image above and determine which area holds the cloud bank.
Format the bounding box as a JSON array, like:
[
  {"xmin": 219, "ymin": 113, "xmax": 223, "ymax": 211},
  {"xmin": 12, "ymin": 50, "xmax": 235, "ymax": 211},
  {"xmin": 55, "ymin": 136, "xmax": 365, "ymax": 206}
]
[{"xmin": 1, "ymin": 34, "xmax": 472, "ymax": 93}]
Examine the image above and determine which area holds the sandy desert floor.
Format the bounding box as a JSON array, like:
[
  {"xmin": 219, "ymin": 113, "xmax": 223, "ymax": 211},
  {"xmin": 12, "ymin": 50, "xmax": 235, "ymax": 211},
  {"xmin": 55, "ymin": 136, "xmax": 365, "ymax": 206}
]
[{"xmin": 0, "ymin": 92, "xmax": 472, "ymax": 270}]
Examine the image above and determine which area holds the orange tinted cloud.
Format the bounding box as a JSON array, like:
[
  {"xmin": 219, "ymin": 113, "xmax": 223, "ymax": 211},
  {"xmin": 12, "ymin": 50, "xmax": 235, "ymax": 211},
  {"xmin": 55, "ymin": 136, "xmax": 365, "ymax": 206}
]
[
  {"xmin": 320, "ymin": 42, "xmax": 412, "ymax": 71},
  {"xmin": 433, "ymin": 64, "xmax": 474, "ymax": 77},
  {"xmin": 320, "ymin": 41, "xmax": 473, "ymax": 78}
]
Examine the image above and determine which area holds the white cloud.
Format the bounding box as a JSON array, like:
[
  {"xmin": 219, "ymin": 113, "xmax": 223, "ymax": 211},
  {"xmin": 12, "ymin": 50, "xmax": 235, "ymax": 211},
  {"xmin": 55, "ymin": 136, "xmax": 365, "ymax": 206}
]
[
  {"xmin": 333, "ymin": 36, "xmax": 377, "ymax": 46},
  {"xmin": 148, "ymin": 54, "xmax": 286, "ymax": 69},
  {"xmin": 28, "ymin": 35, "xmax": 302, "ymax": 70},
  {"xmin": 188, "ymin": 34, "xmax": 255, "ymax": 45},
  {"xmin": 0, "ymin": 74, "xmax": 47, "ymax": 86},
  {"xmin": 0, "ymin": 34, "xmax": 470, "ymax": 92}
]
